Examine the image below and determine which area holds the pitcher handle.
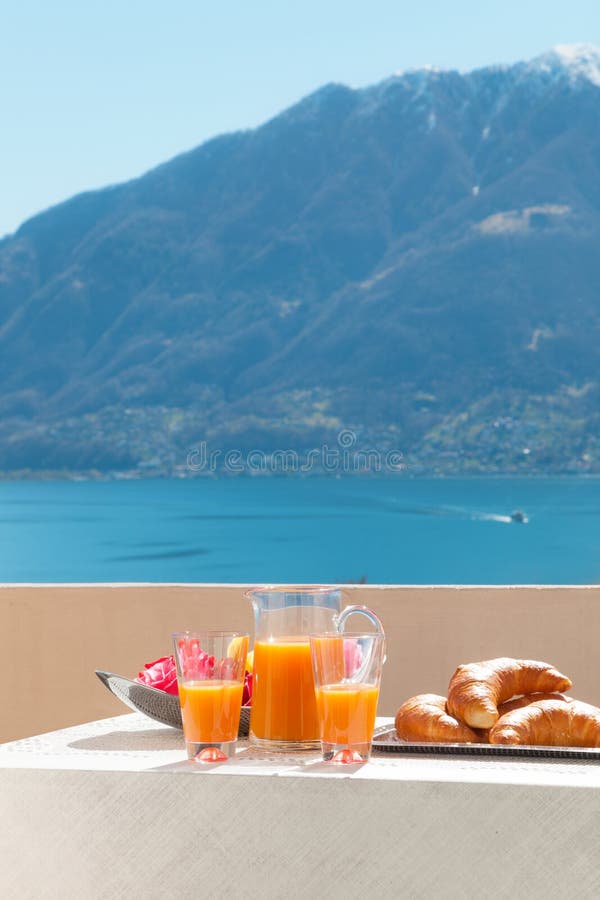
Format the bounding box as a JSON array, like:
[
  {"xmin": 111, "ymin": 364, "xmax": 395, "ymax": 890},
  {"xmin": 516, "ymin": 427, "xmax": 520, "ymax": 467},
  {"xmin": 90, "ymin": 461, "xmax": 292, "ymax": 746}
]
[{"xmin": 335, "ymin": 604, "xmax": 384, "ymax": 634}]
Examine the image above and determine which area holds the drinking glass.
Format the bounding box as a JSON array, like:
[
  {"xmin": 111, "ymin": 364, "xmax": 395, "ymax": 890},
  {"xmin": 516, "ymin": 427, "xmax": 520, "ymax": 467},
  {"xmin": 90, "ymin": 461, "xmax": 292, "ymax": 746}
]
[
  {"xmin": 172, "ymin": 631, "xmax": 249, "ymax": 762},
  {"xmin": 310, "ymin": 632, "xmax": 386, "ymax": 763}
]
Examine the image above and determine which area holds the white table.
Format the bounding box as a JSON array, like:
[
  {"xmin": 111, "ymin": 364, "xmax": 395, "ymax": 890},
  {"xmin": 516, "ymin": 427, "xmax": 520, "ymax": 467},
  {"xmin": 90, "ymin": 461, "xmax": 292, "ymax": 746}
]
[{"xmin": 2, "ymin": 714, "xmax": 600, "ymax": 899}]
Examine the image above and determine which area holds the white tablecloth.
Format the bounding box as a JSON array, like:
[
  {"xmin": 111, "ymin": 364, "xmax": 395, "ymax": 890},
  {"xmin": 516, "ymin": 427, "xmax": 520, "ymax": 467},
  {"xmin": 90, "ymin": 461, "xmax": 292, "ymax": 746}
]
[{"xmin": 2, "ymin": 714, "xmax": 600, "ymax": 899}]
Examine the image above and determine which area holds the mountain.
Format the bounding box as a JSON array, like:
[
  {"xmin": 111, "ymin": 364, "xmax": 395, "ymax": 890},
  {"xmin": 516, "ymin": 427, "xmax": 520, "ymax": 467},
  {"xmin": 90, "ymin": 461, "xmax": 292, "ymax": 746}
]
[{"xmin": 1, "ymin": 44, "xmax": 599, "ymax": 475}]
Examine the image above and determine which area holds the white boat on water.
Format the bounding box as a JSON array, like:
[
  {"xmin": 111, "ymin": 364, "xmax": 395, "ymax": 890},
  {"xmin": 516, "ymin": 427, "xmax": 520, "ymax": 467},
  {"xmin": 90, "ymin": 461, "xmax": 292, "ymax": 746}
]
[{"xmin": 510, "ymin": 509, "xmax": 529, "ymax": 524}]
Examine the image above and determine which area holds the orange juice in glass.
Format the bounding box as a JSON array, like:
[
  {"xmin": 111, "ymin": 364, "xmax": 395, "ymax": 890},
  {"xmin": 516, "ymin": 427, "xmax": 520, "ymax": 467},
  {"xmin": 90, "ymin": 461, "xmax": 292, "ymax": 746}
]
[
  {"xmin": 245, "ymin": 586, "xmax": 384, "ymax": 751},
  {"xmin": 310, "ymin": 633, "xmax": 385, "ymax": 763},
  {"xmin": 316, "ymin": 683, "xmax": 380, "ymax": 747},
  {"xmin": 173, "ymin": 631, "xmax": 248, "ymax": 761},
  {"xmin": 179, "ymin": 680, "xmax": 244, "ymax": 743}
]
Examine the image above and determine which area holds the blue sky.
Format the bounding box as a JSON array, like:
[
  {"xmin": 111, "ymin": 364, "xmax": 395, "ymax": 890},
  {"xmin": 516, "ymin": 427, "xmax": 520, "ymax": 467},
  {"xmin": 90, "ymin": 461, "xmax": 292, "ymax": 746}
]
[{"xmin": 1, "ymin": 0, "xmax": 599, "ymax": 237}]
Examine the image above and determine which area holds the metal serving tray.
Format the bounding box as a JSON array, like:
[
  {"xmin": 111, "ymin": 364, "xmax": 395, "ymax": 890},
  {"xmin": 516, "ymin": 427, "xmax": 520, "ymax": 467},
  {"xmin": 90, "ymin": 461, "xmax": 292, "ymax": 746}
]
[{"xmin": 371, "ymin": 726, "xmax": 600, "ymax": 760}]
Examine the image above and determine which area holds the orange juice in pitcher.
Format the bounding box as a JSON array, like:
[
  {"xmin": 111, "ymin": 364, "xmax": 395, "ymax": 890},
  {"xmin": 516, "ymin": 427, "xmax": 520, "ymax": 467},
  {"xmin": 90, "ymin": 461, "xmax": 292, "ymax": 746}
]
[{"xmin": 251, "ymin": 639, "xmax": 319, "ymax": 743}]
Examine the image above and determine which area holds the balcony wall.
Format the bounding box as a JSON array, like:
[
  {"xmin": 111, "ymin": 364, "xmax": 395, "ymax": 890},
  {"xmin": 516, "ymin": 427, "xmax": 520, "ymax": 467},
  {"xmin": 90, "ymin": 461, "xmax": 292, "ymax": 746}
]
[{"xmin": 2, "ymin": 583, "xmax": 599, "ymax": 742}]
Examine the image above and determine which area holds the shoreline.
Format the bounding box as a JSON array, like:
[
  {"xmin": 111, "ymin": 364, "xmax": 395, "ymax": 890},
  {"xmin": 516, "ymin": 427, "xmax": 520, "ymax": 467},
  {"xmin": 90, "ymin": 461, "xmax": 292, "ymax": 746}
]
[{"xmin": 1, "ymin": 469, "xmax": 600, "ymax": 483}]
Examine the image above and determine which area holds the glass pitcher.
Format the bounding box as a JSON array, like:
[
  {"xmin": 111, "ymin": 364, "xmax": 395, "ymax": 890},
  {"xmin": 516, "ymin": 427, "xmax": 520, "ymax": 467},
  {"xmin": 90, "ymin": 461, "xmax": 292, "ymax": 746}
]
[{"xmin": 245, "ymin": 585, "xmax": 384, "ymax": 750}]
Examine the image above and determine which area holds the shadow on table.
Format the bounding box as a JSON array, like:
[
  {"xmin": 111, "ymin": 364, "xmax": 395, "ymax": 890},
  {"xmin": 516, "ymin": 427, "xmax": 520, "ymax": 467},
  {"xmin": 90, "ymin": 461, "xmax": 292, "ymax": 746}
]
[
  {"xmin": 149, "ymin": 749, "xmax": 368, "ymax": 776},
  {"xmin": 150, "ymin": 759, "xmax": 222, "ymax": 772},
  {"xmin": 68, "ymin": 727, "xmax": 182, "ymax": 753},
  {"xmin": 291, "ymin": 759, "xmax": 368, "ymax": 775}
]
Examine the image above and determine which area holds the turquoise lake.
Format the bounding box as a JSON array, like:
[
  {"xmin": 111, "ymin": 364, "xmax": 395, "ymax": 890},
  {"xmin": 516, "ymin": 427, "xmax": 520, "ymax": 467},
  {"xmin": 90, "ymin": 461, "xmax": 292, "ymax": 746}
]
[{"xmin": 0, "ymin": 476, "xmax": 598, "ymax": 583}]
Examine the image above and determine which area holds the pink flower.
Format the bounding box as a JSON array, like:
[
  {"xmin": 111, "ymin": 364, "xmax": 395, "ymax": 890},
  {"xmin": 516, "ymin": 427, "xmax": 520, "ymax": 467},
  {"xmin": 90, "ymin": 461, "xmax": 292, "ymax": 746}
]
[
  {"xmin": 136, "ymin": 656, "xmax": 179, "ymax": 695},
  {"xmin": 242, "ymin": 671, "xmax": 253, "ymax": 707},
  {"xmin": 135, "ymin": 651, "xmax": 254, "ymax": 705},
  {"xmin": 176, "ymin": 638, "xmax": 216, "ymax": 680},
  {"xmin": 343, "ymin": 639, "xmax": 363, "ymax": 677}
]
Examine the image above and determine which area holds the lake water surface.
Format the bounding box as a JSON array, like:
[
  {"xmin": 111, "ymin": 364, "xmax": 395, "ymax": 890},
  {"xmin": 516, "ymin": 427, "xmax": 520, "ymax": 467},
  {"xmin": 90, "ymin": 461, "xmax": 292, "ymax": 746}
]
[{"xmin": 0, "ymin": 476, "xmax": 598, "ymax": 584}]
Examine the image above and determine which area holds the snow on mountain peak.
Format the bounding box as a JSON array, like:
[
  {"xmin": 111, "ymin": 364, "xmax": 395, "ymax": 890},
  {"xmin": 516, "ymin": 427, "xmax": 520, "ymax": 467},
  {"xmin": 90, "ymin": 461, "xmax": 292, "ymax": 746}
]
[
  {"xmin": 354, "ymin": 44, "xmax": 600, "ymax": 119},
  {"xmin": 529, "ymin": 43, "xmax": 600, "ymax": 86},
  {"xmin": 393, "ymin": 64, "xmax": 441, "ymax": 78}
]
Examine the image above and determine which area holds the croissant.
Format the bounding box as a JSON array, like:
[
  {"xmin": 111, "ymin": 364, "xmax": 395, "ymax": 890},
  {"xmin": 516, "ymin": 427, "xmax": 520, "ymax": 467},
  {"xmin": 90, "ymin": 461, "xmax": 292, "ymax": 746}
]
[
  {"xmin": 447, "ymin": 658, "xmax": 572, "ymax": 729},
  {"xmin": 489, "ymin": 699, "xmax": 600, "ymax": 747},
  {"xmin": 395, "ymin": 693, "xmax": 482, "ymax": 743},
  {"xmin": 498, "ymin": 692, "xmax": 568, "ymax": 716}
]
